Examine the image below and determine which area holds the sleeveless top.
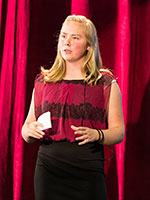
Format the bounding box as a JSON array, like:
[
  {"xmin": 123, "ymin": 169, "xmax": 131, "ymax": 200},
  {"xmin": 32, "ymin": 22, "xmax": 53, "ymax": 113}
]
[{"xmin": 34, "ymin": 72, "xmax": 116, "ymax": 143}]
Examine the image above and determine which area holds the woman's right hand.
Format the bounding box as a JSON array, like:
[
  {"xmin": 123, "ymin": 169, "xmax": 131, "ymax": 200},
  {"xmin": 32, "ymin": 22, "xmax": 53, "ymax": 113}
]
[
  {"xmin": 22, "ymin": 121, "xmax": 45, "ymax": 143},
  {"xmin": 21, "ymin": 89, "xmax": 46, "ymax": 143}
]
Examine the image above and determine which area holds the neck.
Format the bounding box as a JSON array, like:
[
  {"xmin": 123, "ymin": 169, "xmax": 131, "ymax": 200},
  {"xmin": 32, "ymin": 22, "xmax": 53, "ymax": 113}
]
[{"xmin": 64, "ymin": 62, "xmax": 85, "ymax": 79}]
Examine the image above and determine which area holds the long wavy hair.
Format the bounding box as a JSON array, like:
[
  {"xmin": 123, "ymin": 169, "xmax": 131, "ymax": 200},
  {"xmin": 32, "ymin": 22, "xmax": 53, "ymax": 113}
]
[{"xmin": 41, "ymin": 15, "xmax": 107, "ymax": 85}]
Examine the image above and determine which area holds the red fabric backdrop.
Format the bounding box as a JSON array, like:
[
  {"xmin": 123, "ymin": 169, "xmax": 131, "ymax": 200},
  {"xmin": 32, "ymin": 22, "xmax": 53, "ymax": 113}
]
[{"xmin": 0, "ymin": 0, "xmax": 150, "ymax": 200}]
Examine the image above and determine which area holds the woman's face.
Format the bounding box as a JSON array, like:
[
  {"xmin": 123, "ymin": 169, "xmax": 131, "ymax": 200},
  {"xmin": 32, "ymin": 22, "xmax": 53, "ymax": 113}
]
[{"xmin": 59, "ymin": 21, "xmax": 89, "ymax": 64}]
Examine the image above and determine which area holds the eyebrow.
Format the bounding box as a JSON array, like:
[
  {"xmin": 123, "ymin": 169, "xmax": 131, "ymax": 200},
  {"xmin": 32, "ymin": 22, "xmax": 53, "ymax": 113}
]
[{"xmin": 61, "ymin": 32, "xmax": 81, "ymax": 37}]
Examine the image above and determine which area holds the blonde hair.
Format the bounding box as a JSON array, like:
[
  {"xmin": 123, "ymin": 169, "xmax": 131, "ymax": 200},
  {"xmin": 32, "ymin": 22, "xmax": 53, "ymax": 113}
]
[{"xmin": 41, "ymin": 15, "xmax": 107, "ymax": 85}]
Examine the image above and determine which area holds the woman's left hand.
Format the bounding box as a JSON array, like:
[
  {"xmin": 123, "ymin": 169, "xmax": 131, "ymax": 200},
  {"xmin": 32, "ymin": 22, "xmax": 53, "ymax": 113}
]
[{"xmin": 71, "ymin": 125, "xmax": 99, "ymax": 145}]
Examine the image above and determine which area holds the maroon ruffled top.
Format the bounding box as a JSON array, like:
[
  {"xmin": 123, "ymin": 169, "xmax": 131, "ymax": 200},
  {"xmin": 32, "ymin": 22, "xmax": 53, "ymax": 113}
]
[{"xmin": 34, "ymin": 72, "xmax": 115, "ymax": 142}]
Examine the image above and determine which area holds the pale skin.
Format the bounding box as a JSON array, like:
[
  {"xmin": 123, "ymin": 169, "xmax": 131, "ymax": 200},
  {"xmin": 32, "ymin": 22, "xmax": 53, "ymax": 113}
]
[{"xmin": 22, "ymin": 21, "xmax": 125, "ymax": 145}]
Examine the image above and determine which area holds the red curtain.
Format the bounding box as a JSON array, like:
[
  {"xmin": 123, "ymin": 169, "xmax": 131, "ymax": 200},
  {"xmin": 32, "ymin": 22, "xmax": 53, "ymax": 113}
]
[
  {"xmin": 0, "ymin": 0, "xmax": 30, "ymax": 199},
  {"xmin": 0, "ymin": 0, "xmax": 150, "ymax": 200}
]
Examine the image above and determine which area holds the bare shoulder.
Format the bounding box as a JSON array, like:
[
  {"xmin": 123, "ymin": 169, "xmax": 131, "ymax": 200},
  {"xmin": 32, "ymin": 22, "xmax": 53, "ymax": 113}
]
[{"xmin": 110, "ymin": 81, "xmax": 122, "ymax": 98}]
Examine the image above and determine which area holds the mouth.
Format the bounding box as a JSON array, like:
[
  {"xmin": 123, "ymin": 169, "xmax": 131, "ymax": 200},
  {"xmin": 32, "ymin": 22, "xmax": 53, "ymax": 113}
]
[{"xmin": 64, "ymin": 49, "xmax": 72, "ymax": 54}]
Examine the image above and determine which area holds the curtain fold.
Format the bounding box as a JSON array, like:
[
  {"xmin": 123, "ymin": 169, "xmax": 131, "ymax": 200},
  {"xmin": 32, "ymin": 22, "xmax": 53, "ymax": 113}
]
[
  {"xmin": 12, "ymin": 0, "xmax": 30, "ymax": 199},
  {"xmin": 0, "ymin": 0, "xmax": 17, "ymax": 198},
  {"xmin": 0, "ymin": 0, "xmax": 3, "ymax": 38},
  {"xmin": 114, "ymin": 1, "xmax": 130, "ymax": 200},
  {"xmin": 0, "ymin": 0, "xmax": 30, "ymax": 199},
  {"xmin": 125, "ymin": 1, "xmax": 150, "ymax": 199},
  {"xmin": 71, "ymin": 0, "xmax": 90, "ymax": 18}
]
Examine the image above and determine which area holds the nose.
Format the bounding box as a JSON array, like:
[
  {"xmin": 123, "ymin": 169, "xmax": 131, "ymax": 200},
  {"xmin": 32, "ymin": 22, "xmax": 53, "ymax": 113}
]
[{"xmin": 64, "ymin": 37, "xmax": 71, "ymax": 46}]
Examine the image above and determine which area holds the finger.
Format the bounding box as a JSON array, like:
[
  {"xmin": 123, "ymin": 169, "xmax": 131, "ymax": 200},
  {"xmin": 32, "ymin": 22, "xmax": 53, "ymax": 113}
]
[
  {"xmin": 32, "ymin": 121, "xmax": 44, "ymax": 128},
  {"xmin": 28, "ymin": 130, "xmax": 43, "ymax": 139},
  {"xmin": 71, "ymin": 125, "xmax": 86, "ymax": 131},
  {"xmin": 71, "ymin": 125, "xmax": 79, "ymax": 130},
  {"xmin": 78, "ymin": 139, "xmax": 89, "ymax": 145},
  {"xmin": 29, "ymin": 122, "xmax": 44, "ymax": 135},
  {"xmin": 74, "ymin": 130, "xmax": 86, "ymax": 135},
  {"xmin": 27, "ymin": 126, "xmax": 45, "ymax": 139},
  {"xmin": 75, "ymin": 135, "xmax": 88, "ymax": 141},
  {"xmin": 34, "ymin": 132, "xmax": 44, "ymax": 139},
  {"xmin": 35, "ymin": 127, "xmax": 45, "ymax": 135}
]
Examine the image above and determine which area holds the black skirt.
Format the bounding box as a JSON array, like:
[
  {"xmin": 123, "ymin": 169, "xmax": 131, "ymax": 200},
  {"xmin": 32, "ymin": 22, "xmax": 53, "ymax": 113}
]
[{"xmin": 34, "ymin": 140, "xmax": 107, "ymax": 200}]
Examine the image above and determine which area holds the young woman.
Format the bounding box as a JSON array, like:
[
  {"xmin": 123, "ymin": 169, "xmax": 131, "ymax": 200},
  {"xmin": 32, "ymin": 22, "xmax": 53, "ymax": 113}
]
[{"xmin": 22, "ymin": 15, "xmax": 124, "ymax": 200}]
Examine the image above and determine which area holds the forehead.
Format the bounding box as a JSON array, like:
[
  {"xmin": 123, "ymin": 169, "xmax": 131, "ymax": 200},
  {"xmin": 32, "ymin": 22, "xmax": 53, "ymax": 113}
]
[{"xmin": 61, "ymin": 21, "xmax": 86, "ymax": 35}]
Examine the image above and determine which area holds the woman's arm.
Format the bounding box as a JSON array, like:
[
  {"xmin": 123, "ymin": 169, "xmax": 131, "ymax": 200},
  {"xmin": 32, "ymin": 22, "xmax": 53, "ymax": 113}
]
[
  {"xmin": 71, "ymin": 81, "xmax": 125, "ymax": 146},
  {"xmin": 21, "ymin": 89, "xmax": 45, "ymax": 143},
  {"xmin": 102, "ymin": 81, "xmax": 125, "ymax": 145}
]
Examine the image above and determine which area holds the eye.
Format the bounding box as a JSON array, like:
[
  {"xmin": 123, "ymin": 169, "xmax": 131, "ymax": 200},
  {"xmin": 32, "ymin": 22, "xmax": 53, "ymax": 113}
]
[
  {"xmin": 73, "ymin": 36, "xmax": 79, "ymax": 40},
  {"xmin": 61, "ymin": 34, "xmax": 66, "ymax": 38}
]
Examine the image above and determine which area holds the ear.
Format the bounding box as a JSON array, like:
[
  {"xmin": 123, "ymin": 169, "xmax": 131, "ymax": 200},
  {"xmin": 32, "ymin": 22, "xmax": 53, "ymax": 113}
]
[{"xmin": 86, "ymin": 46, "xmax": 90, "ymax": 51}]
